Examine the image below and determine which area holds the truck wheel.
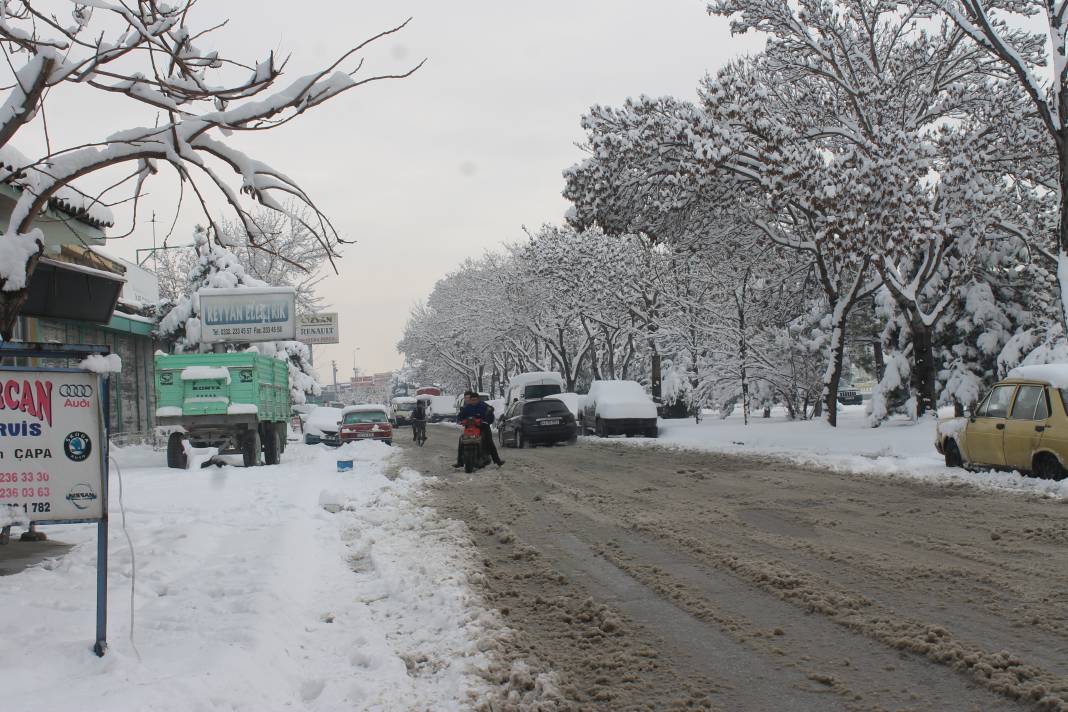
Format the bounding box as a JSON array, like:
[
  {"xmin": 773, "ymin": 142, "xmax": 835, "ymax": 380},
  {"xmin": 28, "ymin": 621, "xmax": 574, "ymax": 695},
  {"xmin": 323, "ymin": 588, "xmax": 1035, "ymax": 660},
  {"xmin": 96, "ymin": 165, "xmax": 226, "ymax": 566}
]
[
  {"xmin": 263, "ymin": 424, "xmax": 281, "ymax": 466},
  {"xmin": 276, "ymin": 422, "xmax": 286, "ymax": 453},
  {"xmin": 167, "ymin": 432, "xmax": 187, "ymax": 469},
  {"xmin": 242, "ymin": 430, "xmax": 261, "ymax": 467}
]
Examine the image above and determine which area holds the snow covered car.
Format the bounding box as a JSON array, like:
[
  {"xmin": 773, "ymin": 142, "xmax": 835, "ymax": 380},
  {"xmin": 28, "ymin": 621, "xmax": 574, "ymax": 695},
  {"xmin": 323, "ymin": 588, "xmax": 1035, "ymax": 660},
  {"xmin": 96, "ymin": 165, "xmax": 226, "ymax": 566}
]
[
  {"xmin": 934, "ymin": 365, "xmax": 1068, "ymax": 479},
  {"xmin": 304, "ymin": 406, "xmax": 343, "ymax": 446},
  {"xmin": 581, "ymin": 380, "xmax": 658, "ymax": 438},
  {"xmin": 339, "ymin": 405, "xmax": 393, "ymax": 445}
]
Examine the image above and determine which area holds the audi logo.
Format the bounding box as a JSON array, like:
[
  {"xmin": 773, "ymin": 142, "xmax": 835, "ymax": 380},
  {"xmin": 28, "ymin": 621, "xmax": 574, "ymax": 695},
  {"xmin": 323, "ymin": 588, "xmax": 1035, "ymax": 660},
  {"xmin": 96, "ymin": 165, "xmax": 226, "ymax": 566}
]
[{"xmin": 59, "ymin": 384, "xmax": 94, "ymax": 398}]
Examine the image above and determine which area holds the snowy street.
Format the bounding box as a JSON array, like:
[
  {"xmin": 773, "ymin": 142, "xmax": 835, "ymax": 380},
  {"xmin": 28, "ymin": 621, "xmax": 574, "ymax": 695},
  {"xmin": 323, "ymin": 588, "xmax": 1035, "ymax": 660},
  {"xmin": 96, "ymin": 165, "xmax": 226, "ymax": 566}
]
[
  {"xmin": 0, "ymin": 442, "xmax": 497, "ymax": 711},
  {"xmin": 404, "ymin": 423, "xmax": 1068, "ymax": 711},
  {"xmin": 0, "ymin": 423, "xmax": 1066, "ymax": 710}
]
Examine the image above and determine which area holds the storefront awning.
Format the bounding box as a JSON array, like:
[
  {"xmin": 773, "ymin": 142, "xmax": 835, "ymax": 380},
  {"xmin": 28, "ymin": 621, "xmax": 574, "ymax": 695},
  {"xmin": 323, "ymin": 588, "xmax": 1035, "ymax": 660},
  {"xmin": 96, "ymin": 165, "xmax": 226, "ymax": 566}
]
[{"xmin": 20, "ymin": 257, "xmax": 125, "ymax": 324}]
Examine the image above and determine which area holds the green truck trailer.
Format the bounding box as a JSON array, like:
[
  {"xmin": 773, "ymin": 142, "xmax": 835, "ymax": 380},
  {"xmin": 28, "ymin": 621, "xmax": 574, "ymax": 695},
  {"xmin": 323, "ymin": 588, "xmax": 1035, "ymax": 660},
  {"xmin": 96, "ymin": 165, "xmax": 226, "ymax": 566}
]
[{"xmin": 155, "ymin": 352, "xmax": 291, "ymax": 468}]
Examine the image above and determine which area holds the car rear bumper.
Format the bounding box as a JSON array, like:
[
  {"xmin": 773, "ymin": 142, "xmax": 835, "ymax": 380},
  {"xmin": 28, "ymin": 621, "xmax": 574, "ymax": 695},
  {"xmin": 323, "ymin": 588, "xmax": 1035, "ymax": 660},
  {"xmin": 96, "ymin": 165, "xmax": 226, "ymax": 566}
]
[
  {"xmin": 601, "ymin": 418, "xmax": 657, "ymax": 434},
  {"xmin": 339, "ymin": 433, "xmax": 392, "ymax": 444},
  {"xmin": 524, "ymin": 423, "xmax": 577, "ymax": 442}
]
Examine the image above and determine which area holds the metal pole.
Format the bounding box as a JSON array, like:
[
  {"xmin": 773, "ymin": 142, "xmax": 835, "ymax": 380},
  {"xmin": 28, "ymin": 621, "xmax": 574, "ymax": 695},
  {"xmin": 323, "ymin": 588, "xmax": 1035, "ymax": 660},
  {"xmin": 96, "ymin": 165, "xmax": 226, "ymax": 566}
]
[{"xmin": 94, "ymin": 374, "xmax": 110, "ymax": 657}]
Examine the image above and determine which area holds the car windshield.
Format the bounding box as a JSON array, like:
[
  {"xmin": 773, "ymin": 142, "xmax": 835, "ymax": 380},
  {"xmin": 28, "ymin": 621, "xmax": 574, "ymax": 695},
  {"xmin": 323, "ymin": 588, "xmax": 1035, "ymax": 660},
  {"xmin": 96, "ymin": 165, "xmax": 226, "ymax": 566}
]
[
  {"xmin": 524, "ymin": 384, "xmax": 562, "ymax": 399},
  {"xmin": 525, "ymin": 401, "xmax": 570, "ymax": 417},
  {"xmin": 344, "ymin": 410, "xmax": 387, "ymax": 424},
  {"xmin": 394, "ymin": 403, "xmax": 414, "ymax": 412}
]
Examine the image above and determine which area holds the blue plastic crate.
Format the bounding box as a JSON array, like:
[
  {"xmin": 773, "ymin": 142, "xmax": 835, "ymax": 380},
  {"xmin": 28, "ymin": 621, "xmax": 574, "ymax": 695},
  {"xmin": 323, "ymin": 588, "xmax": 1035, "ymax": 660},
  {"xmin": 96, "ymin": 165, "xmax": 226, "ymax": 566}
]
[{"xmin": 337, "ymin": 459, "xmax": 353, "ymax": 472}]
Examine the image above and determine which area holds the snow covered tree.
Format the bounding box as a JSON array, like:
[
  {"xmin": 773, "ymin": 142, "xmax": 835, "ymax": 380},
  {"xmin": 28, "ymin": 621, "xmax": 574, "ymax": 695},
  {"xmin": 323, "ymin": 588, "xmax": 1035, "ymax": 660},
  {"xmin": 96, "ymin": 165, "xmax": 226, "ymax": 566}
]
[
  {"xmin": 217, "ymin": 206, "xmax": 331, "ymax": 314},
  {"xmin": 928, "ymin": 0, "xmax": 1068, "ymax": 328},
  {"xmin": 0, "ymin": 1, "xmax": 421, "ymax": 338}
]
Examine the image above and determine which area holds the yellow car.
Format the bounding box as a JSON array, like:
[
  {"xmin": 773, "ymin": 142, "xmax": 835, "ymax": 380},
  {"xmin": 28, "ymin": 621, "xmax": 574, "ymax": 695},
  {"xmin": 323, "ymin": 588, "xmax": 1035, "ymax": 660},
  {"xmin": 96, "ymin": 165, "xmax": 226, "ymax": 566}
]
[{"xmin": 934, "ymin": 365, "xmax": 1068, "ymax": 480}]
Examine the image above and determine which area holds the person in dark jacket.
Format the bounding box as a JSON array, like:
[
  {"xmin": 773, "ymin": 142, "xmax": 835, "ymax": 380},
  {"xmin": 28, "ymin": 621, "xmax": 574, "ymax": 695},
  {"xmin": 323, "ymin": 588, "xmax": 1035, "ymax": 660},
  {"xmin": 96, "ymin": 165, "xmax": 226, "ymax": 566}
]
[
  {"xmin": 453, "ymin": 391, "xmax": 503, "ymax": 467},
  {"xmin": 411, "ymin": 400, "xmax": 428, "ymax": 441}
]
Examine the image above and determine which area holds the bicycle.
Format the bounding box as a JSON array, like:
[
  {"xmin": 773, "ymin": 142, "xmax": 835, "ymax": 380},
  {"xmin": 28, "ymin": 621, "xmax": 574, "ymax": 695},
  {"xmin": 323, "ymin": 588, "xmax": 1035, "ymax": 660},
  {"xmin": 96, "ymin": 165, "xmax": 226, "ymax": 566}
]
[{"xmin": 413, "ymin": 420, "xmax": 427, "ymax": 446}]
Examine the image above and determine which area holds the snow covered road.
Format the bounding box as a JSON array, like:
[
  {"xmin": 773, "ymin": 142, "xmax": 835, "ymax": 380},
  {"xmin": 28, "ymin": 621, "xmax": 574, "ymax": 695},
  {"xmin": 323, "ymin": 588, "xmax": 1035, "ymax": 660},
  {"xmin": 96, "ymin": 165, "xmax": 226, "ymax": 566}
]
[
  {"xmin": 406, "ymin": 424, "xmax": 1068, "ymax": 711},
  {"xmin": 0, "ymin": 441, "xmax": 496, "ymax": 711}
]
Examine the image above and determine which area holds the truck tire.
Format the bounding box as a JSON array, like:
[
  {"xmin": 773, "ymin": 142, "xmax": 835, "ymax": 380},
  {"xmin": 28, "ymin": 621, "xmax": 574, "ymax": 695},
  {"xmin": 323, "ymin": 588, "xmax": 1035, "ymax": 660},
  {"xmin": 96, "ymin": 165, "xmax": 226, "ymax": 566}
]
[
  {"xmin": 242, "ymin": 430, "xmax": 261, "ymax": 467},
  {"xmin": 263, "ymin": 424, "xmax": 281, "ymax": 466},
  {"xmin": 167, "ymin": 432, "xmax": 187, "ymax": 469},
  {"xmin": 276, "ymin": 422, "xmax": 287, "ymax": 453}
]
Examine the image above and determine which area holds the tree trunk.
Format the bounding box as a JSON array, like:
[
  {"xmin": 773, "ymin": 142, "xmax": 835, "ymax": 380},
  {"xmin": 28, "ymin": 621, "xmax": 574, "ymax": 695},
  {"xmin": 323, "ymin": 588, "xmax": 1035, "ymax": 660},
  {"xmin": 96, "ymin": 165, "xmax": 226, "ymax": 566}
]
[
  {"xmin": 476, "ymin": 364, "xmax": 484, "ymax": 393},
  {"xmin": 650, "ymin": 352, "xmax": 662, "ymax": 400},
  {"xmin": 823, "ymin": 322, "xmax": 847, "ymax": 427},
  {"xmin": 908, "ymin": 313, "xmax": 938, "ymax": 417},
  {"xmin": 873, "ymin": 340, "xmax": 885, "ymax": 382},
  {"xmin": 1058, "ymin": 131, "xmax": 1068, "ymax": 333},
  {"xmin": 0, "ymin": 252, "xmax": 41, "ymax": 340}
]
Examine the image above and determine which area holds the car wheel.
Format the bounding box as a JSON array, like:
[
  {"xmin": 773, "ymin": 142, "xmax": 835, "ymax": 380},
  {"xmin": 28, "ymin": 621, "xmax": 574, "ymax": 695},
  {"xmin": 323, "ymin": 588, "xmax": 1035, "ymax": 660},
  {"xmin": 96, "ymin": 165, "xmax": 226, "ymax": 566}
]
[
  {"xmin": 242, "ymin": 429, "xmax": 261, "ymax": 467},
  {"xmin": 943, "ymin": 440, "xmax": 963, "ymax": 469},
  {"xmin": 567, "ymin": 435, "xmax": 577, "ymax": 446},
  {"xmin": 1033, "ymin": 453, "xmax": 1066, "ymax": 481},
  {"xmin": 262, "ymin": 425, "xmax": 281, "ymax": 466}
]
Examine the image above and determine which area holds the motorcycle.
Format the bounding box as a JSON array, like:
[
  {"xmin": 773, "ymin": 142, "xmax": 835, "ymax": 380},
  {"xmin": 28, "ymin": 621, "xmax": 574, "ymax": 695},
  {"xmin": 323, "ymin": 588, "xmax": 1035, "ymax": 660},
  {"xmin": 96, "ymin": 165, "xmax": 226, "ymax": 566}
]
[{"xmin": 460, "ymin": 417, "xmax": 491, "ymax": 473}]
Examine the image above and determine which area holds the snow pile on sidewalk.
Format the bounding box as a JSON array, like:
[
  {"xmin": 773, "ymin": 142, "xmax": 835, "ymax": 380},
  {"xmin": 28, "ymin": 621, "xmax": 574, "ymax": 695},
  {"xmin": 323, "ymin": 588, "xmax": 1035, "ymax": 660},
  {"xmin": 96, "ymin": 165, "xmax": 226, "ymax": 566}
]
[
  {"xmin": 622, "ymin": 406, "xmax": 1068, "ymax": 499},
  {"xmin": 0, "ymin": 441, "xmax": 496, "ymax": 710}
]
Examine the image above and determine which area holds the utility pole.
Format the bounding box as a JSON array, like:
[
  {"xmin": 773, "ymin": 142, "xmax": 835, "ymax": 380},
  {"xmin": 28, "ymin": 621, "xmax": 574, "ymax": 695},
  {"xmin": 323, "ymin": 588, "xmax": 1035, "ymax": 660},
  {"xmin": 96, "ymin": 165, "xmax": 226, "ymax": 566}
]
[{"xmin": 331, "ymin": 360, "xmax": 338, "ymax": 391}]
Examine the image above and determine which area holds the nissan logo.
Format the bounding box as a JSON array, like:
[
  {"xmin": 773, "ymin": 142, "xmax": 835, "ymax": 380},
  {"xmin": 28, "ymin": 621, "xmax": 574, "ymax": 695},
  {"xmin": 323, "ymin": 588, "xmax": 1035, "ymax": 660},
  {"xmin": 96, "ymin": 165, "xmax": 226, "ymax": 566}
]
[{"xmin": 59, "ymin": 384, "xmax": 93, "ymax": 398}]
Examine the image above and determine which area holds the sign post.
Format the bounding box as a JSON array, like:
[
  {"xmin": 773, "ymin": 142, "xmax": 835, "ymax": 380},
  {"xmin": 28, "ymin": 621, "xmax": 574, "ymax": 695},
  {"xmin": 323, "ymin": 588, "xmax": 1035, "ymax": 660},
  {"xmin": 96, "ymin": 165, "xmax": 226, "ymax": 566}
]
[{"xmin": 0, "ymin": 342, "xmax": 112, "ymax": 656}]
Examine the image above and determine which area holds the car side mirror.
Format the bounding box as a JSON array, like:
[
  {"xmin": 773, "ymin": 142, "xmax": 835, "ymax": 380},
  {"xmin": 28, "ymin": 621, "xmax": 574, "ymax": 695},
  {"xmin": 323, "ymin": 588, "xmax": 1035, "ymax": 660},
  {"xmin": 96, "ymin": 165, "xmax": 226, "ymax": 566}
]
[{"xmin": 336, "ymin": 421, "xmax": 342, "ymax": 427}]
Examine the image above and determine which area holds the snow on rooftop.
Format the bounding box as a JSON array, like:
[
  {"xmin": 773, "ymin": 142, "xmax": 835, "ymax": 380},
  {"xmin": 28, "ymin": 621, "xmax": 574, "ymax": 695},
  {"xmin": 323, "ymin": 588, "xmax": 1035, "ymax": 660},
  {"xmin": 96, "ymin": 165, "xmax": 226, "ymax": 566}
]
[
  {"xmin": 508, "ymin": 371, "xmax": 563, "ymax": 385},
  {"xmin": 1007, "ymin": 364, "xmax": 1068, "ymax": 388},
  {"xmin": 343, "ymin": 404, "xmax": 389, "ymax": 414},
  {"xmin": 0, "ymin": 145, "xmax": 115, "ymax": 228}
]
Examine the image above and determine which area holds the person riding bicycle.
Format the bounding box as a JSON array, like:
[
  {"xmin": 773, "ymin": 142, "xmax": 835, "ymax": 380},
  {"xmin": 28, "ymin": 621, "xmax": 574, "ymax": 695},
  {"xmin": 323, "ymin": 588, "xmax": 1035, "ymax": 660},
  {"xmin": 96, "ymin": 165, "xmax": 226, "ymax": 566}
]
[
  {"xmin": 411, "ymin": 400, "xmax": 428, "ymax": 442},
  {"xmin": 453, "ymin": 391, "xmax": 504, "ymax": 467}
]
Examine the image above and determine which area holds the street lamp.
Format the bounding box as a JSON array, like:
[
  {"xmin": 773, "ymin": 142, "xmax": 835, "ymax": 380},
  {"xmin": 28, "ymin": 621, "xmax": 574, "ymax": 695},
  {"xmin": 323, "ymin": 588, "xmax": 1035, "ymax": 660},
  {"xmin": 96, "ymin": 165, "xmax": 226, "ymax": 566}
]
[{"xmin": 352, "ymin": 347, "xmax": 361, "ymax": 380}]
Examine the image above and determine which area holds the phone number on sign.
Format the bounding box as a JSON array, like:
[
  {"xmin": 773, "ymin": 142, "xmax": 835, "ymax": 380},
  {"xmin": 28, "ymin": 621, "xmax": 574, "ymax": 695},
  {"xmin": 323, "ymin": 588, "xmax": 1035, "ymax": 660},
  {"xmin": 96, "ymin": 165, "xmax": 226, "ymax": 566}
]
[
  {"xmin": 0, "ymin": 472, "xmax": 49, "ymax": 483},
  {"xmin": 0, "ymin": 487, "xmax": 50, "ymax": 499},
  {"xmin": 213, "ymin": 326, "xmax": 286, "ymax": 337}
]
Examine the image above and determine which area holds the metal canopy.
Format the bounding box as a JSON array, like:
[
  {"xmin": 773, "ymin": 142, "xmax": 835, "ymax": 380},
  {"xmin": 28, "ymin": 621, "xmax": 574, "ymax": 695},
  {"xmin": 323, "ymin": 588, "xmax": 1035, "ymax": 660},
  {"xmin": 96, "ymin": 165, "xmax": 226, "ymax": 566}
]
[{"xmin": 20, "ymin": 257, "xmax": 125, "ymax": 324}]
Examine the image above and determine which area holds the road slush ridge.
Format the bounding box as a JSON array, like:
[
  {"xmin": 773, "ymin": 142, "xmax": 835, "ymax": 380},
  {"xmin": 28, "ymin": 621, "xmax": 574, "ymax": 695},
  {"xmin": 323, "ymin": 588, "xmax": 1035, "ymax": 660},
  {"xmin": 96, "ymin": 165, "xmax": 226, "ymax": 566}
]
[{"xmin": 399, "ymin": 425, "xmax": 1067, "ymax": 711}]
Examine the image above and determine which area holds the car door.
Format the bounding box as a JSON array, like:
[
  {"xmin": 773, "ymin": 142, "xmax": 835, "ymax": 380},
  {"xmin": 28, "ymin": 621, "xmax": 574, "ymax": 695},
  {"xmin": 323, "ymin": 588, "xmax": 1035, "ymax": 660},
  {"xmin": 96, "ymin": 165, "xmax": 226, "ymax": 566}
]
[
  {"xmin": 965, "ymin": 384, "xmax": 1016, "ymax": 467},
  {"xmin": 502, "ymin": 402, "xmax": 519, "ymax": 443},
  {"xmin": 1003, "ymin": 384, "xmax": 1048, "ymax": 472}
]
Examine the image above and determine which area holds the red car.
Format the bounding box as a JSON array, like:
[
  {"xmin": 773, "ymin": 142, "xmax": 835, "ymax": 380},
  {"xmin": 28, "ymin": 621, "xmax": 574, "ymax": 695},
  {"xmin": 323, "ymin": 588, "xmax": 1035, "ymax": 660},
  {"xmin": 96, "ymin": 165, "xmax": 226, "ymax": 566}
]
[{"xmin": 338, "ymin": 405, "xmax": 393, "ymax": 445}]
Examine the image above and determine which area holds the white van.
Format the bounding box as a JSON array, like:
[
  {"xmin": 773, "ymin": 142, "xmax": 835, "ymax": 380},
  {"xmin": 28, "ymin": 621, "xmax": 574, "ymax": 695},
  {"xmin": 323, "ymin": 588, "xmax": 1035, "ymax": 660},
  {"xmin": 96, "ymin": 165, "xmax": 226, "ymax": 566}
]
[{"xmin": 504, "ymin": 371, "xmax": 564, "ymax": 406}]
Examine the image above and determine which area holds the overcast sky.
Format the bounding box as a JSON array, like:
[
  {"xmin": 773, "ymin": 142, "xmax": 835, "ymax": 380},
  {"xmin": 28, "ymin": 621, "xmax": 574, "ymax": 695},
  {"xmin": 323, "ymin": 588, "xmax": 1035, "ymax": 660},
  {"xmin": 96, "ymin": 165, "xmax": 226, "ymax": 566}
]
[{"xmin": 88, "ymin": 0, "xmax": 761, "ymax": 376}]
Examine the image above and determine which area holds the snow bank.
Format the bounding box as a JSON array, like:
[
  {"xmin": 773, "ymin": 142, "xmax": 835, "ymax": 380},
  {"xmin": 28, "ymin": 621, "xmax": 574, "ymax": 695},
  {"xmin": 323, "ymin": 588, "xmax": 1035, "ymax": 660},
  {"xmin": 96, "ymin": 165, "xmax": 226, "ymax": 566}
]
[
  {"xmin": 0, "ymin": 442, "xmax": 495, "ymax": 710},
  {"xmin": 617, "ymin": 406, "xmax": 1068, "ymax": 499},
  {"xmin": 79, "ymin": 353, "xmax": 122, "ymax": 374},
  {"xmin": 180, "ymin": 366, "xmax": 231, "ymax": 383}
]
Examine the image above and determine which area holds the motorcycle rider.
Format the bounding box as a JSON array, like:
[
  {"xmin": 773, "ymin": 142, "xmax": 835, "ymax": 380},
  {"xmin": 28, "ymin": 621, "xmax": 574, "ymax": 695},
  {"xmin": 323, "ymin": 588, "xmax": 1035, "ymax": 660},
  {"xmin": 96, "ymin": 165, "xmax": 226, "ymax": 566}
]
[
  {"xmin": 453, "ymin": 390, "xmax": 504, "ymax": 467},
  {"xmin": 411, "ymin": 399, "xmax": 428, "ymax": 441}
]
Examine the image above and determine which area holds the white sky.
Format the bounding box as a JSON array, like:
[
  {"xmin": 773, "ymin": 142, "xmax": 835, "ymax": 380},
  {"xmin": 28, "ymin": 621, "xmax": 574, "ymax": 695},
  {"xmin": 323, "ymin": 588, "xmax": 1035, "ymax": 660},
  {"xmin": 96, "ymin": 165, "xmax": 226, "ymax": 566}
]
[{"xmin": 52, "ymin": 0, "xmax": 762, "ymax": 375}]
